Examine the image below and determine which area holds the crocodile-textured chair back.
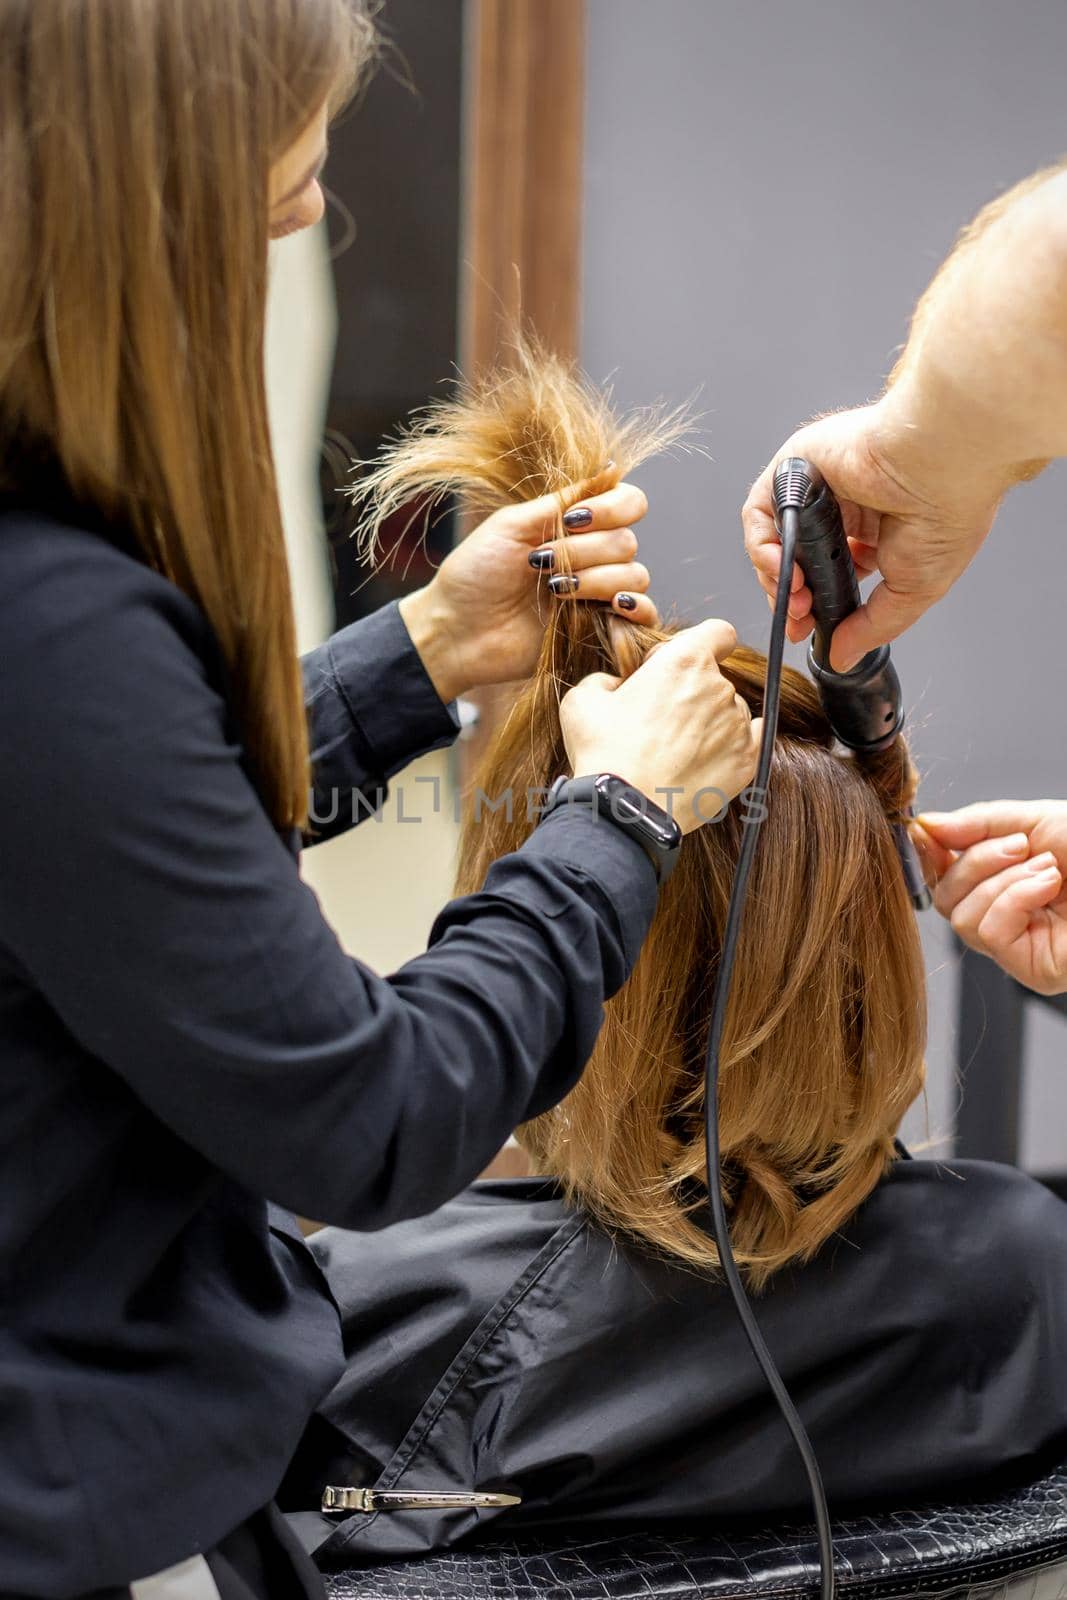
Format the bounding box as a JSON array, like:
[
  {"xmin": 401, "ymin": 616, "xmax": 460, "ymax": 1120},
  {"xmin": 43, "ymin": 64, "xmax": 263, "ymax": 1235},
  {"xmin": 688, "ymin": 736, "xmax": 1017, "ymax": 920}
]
[{"xmin": 324, "ymin": 1462, "xmax": 1067, "ymax": 1600}]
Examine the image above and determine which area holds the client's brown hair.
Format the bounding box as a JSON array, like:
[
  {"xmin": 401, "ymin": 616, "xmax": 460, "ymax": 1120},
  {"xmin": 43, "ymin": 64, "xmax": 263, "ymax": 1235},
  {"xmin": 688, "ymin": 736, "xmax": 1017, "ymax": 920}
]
[{"xmin": 358, "ymin": 339, "xmax": 927, "ymax": 1287}]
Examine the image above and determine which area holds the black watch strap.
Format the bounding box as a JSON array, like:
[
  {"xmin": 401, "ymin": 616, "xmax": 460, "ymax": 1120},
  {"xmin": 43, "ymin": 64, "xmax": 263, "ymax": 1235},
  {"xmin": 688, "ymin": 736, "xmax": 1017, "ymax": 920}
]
[{"xmin": 541, "ymin": 773, "xmax": 682, "ymax": 884}]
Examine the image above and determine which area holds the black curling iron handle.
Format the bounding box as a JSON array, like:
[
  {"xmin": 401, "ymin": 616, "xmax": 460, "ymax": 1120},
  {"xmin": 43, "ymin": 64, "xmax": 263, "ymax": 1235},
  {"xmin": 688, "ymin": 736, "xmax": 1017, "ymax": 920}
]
[
  {"xmin": 772, "ymin": 458, "xmax": 904, "ymax": 755},
  {"xmin": 792, "ymin": 484, "xmax": 859, "ymax": 671}
]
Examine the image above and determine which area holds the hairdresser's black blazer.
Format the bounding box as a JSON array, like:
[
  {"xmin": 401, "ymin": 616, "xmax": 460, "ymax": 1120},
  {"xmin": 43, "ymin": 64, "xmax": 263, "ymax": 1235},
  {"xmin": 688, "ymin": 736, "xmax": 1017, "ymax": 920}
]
[
  {"xmin": 292, "ymin": 1159, "xmax": 1067, "ymax": 1565},
  {"xmin": 0, "ymin": 477, "xmax": 658, "ymax": 1596}
]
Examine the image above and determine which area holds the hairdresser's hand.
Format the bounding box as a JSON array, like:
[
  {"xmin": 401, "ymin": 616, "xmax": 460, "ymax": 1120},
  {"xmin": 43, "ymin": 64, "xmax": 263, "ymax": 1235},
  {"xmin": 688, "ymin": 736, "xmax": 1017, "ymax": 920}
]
[
  {"xmin": 912, "ymin": 801, "xmax": 1067, "ymax": 995},
  {"xmin": 742, "ymin": 398, "xmax": 1003, "ymax": 672},
  {"xmin": 561, "ymin": 619, "xmax": 762, "ymax": 836},
  {"xmin": 399, "ymin": 466, "xmax": 658, "ymax": 702}
]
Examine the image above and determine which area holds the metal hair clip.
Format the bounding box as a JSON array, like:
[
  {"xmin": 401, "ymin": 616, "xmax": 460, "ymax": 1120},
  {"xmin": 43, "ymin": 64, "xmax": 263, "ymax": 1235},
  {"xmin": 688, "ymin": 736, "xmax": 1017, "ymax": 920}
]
[{"xmin": 321, "ymin": 1486, "xmax": 521, "ymax": 1515}]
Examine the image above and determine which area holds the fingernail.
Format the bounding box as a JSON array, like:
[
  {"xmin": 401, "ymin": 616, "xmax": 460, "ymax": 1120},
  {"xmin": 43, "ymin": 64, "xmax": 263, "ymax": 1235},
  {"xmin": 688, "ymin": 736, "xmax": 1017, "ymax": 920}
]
[
  {"xmin": 615, "ymin": 592, "xmax": 638, "ymax": 612},
  {"xmin": 548, "ymin": 574, "xmax": 580, "ymax": 595},
  {"xmin": 1027, "ymin": 852, "xmax": 1058, "ymax": 873},
  {"xmin": 1001, "ymin": 833, "xmax": 1029, "ymax": 856},
  {"xmin": 562, "ymin": 507, "xmax": 593, "ymax": 529},
  {"xmin": 528, "ymin": 547, "xmax": 556, "ymax": 570},
  {"xmin": 602, "ymin": 459, "xmax": 616, "ymax": 471}
]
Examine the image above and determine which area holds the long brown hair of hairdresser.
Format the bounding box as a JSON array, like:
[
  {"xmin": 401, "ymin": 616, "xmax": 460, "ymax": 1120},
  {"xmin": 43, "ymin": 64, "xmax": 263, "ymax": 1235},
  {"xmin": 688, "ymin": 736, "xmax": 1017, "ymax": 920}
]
[{"xmin": 0, "ymin": 4, "xmax": 759, "ymax": 1597}]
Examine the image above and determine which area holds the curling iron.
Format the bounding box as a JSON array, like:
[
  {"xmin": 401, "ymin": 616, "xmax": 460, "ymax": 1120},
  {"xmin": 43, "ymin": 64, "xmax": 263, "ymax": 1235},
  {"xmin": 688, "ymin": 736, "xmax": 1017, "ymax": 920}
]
[{"xmin": 772, "ymin": 456, "xmax": 931, "ymax": 913}]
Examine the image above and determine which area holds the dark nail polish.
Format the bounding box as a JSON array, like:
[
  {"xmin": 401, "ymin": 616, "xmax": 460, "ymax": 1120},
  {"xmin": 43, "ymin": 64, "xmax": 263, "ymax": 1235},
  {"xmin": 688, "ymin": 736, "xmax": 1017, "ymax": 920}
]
[
  {"xmin": 562, "ymin": 507, "xmax": 593, "ymax": 529},
  {"xmin": 528, "ymin": 547, "xmax": 556, "ymax": 570},
  {"xmin": 548, "ymin": 574, "xmax": 580, "ymax": 595},
  {"xmin": 615, "ymin": 592, "xmax": 638, "ymax": 612}
]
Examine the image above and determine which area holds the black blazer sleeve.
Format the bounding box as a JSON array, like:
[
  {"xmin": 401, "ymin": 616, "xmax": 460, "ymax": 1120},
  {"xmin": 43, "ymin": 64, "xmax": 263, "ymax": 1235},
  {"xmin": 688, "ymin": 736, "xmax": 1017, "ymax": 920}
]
[
  {"xmin": 302, "ymin": 600, "xmax": 460, "ymax": 845},
  {"xmin": 0, "ymin": 519, "xmax": 658, "ymax": 1229}
]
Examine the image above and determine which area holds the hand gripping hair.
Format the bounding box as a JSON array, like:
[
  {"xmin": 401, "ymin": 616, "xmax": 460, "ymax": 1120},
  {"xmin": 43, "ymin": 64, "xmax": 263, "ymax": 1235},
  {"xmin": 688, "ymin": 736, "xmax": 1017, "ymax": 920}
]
[{"xmin": 357, "ymin": 339, "xmax": 927, "ymax": 1288}]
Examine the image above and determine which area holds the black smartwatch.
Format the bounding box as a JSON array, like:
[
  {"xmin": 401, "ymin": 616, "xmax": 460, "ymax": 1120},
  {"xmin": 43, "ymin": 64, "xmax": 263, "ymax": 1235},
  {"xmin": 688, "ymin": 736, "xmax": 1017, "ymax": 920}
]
[{"xmin": 541, "ymin": 773, "xmax": 683, "ymax": 884}]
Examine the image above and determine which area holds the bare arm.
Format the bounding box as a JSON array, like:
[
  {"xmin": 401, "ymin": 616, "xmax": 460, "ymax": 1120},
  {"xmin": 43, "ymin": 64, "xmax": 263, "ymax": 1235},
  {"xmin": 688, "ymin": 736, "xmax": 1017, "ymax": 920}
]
[
  {"xmin": 743, "ymin": 162, "xmax": 1067, "ymax": 669},
  {"xmin": 884, "ymin": 163, "xmax": 1067, "ymax": 488}
]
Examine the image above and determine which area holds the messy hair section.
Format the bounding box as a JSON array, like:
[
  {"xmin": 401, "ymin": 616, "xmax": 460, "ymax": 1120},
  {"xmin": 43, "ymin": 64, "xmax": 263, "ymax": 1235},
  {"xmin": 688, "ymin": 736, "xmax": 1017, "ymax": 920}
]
[
  {"xmin": 355, "ymin": 341, "xmax": 927, "ymax": 1288},
  {"xmin": 353, "ymin": 336, "xmax": 694, "ymax": 551}
]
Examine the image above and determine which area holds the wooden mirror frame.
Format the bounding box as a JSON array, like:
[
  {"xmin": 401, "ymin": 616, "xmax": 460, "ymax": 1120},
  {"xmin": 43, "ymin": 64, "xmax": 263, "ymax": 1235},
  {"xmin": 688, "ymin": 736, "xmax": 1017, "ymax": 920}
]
[{"xmin": 458, "ymin": 0, "xmax": 586, "ymax": 780}]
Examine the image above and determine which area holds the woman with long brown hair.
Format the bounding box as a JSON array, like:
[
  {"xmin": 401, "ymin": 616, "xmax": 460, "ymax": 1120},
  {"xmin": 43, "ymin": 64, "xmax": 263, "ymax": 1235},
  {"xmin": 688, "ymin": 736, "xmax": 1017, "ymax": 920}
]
[
  {"xmin": 0, "ymin": 5, "xmax": 760, "ymax": 1596},
  {"xmin": 302, "ymin": 349, "xmax": 1067, "ymax": 1567}
]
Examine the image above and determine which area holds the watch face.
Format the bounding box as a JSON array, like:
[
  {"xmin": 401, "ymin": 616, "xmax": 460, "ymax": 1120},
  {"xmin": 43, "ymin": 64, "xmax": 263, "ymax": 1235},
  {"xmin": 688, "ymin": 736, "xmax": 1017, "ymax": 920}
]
[
  {"xmin": 595, "ymin": 776, "xmax": 682, "ymax": 847},
  {"xmin": 612, "ymin": 791, "xmax": 647, "ymax": 822}
]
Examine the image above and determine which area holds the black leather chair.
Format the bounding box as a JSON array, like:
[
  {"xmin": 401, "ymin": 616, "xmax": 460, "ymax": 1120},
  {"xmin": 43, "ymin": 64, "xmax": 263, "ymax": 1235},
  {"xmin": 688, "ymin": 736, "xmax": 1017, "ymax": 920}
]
[
  {"xmin": 325, "ymin": 948, "xmax": 1067, "ymax": 1600},
  {"xmin": 324, "ymin": 1461, "xmax": 1067, "ymax": 1600}
]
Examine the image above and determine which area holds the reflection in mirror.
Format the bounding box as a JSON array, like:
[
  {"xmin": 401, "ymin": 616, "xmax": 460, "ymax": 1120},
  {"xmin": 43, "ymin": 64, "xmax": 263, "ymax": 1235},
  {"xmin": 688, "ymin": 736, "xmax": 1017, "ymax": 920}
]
[{"xmin": 266, "ymin": 0, "xmax": 465, "ymax": 994}]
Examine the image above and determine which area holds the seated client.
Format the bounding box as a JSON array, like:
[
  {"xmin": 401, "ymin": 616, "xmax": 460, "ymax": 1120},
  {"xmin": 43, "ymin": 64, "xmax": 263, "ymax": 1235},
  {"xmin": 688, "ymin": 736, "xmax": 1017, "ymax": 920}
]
[{"xmin": 294, "ymin": 348, "xmax": 1067, "ymax": 1564}]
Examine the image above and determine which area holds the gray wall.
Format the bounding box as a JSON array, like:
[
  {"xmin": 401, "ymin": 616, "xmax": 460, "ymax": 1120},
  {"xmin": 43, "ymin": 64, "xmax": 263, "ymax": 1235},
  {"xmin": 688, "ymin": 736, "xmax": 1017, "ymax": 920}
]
[{"xmin": 581, "ymin": 0, "xmax": 1067, "ymax": 1164}]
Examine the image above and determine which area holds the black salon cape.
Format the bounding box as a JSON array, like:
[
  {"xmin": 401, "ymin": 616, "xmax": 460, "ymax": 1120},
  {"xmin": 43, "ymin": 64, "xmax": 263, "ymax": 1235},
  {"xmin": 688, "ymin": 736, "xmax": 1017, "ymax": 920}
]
[
  {"xmin": 294, "ymin": 1159, "xmax": 1067, "ymax": 1565},
  {"xmin": 0, "ymin": 484, "xmax": 658, "ymax": 1597}
]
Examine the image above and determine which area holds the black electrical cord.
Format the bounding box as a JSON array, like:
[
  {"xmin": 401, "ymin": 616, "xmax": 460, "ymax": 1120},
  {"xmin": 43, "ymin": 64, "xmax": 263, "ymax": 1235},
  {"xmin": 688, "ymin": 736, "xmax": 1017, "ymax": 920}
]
[{"xmin": 702, "ymin": 504, "xmax": 835, "ymax": 1600}]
